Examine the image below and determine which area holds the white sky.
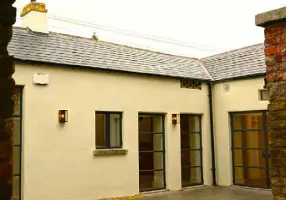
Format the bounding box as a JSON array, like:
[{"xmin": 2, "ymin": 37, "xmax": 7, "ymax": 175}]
[{"xmin": 13, "ymin": 0, "xmax": 286, "ymax": 58}]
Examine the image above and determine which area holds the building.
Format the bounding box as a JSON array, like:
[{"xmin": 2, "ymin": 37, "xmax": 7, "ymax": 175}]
[{"xmin": 8, "ymin": 1, "xmax": 269, "ymax": 200}]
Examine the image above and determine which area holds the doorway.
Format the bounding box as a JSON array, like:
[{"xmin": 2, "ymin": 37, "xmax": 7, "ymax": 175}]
[
  {"xmin": 180, "ymin": 115, "xmax": 203, "ymax": 187},
  {"xmin": 230, "ymin": 111, "xmax": 270, "ymax": 188},
  {"xmin": 12, "ymin": 87, "xmax": 22, "ymax": 200},
  {"xmin": 138, "ymin": 114, "xmax": 166, "ymax": 192}
]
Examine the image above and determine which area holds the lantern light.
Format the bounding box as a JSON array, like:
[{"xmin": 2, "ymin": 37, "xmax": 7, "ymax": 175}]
[
  {"xmin": 59, "ymin": 110, "xmax": 68, "ymax": 123},
  {"xmin": 172, "ymin": 114, "xmax": 178, "ymax": 125}
]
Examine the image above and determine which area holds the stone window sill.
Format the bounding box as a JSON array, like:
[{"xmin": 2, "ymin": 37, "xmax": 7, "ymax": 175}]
[{"xmin": 93, "ymin": 149, "xmax": 128, "ymax": 157}]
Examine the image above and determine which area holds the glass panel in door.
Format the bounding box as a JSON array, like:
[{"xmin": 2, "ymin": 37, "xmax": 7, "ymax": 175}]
[{"xmin": 180, "ymin": 115, "xmax": 203, "ymax": 187}]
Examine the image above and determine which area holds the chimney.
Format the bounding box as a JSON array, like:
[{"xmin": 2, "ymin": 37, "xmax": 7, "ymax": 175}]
[{"xmin": 20, "ymin": 0, "xmax": 48, "ymax": 33}]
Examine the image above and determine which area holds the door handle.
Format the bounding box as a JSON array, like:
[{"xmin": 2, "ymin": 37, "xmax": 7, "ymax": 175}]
[{"xmin": 262, "ymin": 151, "xmax": 271, "ymax": 159}]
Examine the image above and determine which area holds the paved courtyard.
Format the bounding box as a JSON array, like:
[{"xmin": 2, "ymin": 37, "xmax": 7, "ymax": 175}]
[{"xmin": 141, "ymin": 186, "xmax": 272, "ymax": 200}]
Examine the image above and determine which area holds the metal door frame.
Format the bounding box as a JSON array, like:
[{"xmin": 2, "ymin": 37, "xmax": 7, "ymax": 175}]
[
  {"xmin": 12, "ymin": 86, "xmax": 23, "ymax": 200},
  {"xmin": 138, "ymin": 113, "xmax": 166, "ymax": 192},
  {"xmin": 180, "ymin": 114, "xmax": 204, "ymax": 187},
  {"xmin": 230, "ymin": 110, "xmax": 270, "ymax": 189}
]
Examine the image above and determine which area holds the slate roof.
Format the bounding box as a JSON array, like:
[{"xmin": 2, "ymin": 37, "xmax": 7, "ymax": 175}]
[
  {"xmin": 201, "ymin": 44, "xmax": 266, "ymax": 81},
  {"xmin": 8, "ymin": 27, "xmax": 266, "ymax": 82},
  {"xmin": 8, "ymin": 27, "xmax": 211, "ymax": 80}
]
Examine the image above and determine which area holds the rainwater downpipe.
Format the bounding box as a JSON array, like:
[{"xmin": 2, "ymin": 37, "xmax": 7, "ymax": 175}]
[{"xmin": 207, "ymin": 81, "xmax": 217, "ymax": 186}]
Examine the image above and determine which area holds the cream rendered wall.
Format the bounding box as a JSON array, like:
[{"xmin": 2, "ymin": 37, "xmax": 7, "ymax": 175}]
[
  {"xmin": 13, "ymin": 62, "xmax": 212, "ymax": 200},
  {"xmin": 213, "ymin": 77, "xmax": 269, "ymax": 186}
]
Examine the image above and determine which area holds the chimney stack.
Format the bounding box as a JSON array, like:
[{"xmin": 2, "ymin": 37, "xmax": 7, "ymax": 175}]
[{"xmin": 21, "ymin": 0, "xmax": 48, "ymax": 33}]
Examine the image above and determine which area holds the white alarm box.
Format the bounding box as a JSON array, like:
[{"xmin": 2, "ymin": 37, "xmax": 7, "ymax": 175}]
[{"xmin": 33, "ymin": 73, "xmax": 49, "ymax": 85}]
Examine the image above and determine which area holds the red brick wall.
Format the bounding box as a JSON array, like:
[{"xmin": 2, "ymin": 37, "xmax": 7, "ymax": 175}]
[{"xmin": 265, "ymin": 23, "xmax": 286, "ymax": 83}]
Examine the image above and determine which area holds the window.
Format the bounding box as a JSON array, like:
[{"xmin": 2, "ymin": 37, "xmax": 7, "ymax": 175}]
[
  {"xmin": 95, "ymin": 112, "xmax": 122, "ymax": 149},
  {"xmin": 259, "ymin": 89, "xmax": 269, "ymax": 101}
]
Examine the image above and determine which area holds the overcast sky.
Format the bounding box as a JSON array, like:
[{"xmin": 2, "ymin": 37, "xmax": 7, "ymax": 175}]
[{"xmin": 13, "ymin": 0, "xmax": 286, "ymax": 58}]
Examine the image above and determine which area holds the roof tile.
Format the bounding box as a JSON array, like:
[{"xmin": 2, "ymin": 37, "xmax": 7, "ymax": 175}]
[
  {"xmin": 8, "ymin": 27, "xmax": 266, "ymax": 82},
  {"xmin": 9, "ymin": 27, "xmax": 211, "ymax": 80},
  {"xmin": 201, "ymin": 44, "xmax": 265, "ymax": 81}
]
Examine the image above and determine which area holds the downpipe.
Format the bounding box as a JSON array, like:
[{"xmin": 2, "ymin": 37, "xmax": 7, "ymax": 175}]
[{"xmin": 207, "ymin": 82, "xmax": 217, "ymax": 186}]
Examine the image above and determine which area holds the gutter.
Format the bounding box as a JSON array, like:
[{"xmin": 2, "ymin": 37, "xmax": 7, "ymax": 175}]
[
  {"xmin": 212, "ymin": 73, "xmax": 266, "ymax": 83},
  {"xmin": 15, "ymin": 59, "xmax": 210, "ymax": 82},
  {"xmin": 207, "ymin": 82, "xmax": 217, "ymax": 186}
]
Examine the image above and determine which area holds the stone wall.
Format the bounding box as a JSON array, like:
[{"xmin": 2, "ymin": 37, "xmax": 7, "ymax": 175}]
[{"xmin": 256, "ymin": 6, "xmax": 286, "ymax": 200}]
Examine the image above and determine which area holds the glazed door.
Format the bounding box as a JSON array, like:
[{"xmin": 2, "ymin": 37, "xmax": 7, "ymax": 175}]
[
  {"xmin": 138, "ymin": 114, "xmax": 166, "ymax": 192},
  {"xmin": 180, "ymin": 115, "xmax": 203, "ymax": 187},
  {"xmin": 231, "ymin": 111, "xmax": 270, "ymax": 188}
]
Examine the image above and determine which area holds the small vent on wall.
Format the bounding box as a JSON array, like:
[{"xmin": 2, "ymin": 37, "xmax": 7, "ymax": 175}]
[
  {"xmin": 223, "ymin": 84, "xmax": 230, "ymax": 92},
  {"xmin": 180, "ymin": 79, "xmax": 202, "ymax": 90}
]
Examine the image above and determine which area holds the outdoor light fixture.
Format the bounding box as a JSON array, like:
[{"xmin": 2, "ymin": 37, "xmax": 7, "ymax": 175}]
[
  {"xmin": 59, "ymin": 110, "xmax": 68, "ymax": 123},
  {"xmin": 263, "ymin": 77, "xmax": 267, "ymax": 89},
  {"xmin": 172, "ymin": 114, "xmax": 178, "ymax": 125}
]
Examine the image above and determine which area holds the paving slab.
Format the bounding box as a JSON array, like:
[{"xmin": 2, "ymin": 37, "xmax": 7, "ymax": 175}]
[{"xmin": 141, "ymin": 186, "xmax": 272, "ymax": 200}]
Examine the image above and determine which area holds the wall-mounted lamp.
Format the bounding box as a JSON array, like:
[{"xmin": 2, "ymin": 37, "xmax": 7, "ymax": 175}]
[
  {"xmin": 263, "ymin": 77, "xmax": 267, "ymax": 89},
  {"xmin": 59, "ymin": 110, "xmax": 68, "ymax": 123},
  {"xmin": 172, "ymin": 114, "xmax": 178, "ymax": 125}
]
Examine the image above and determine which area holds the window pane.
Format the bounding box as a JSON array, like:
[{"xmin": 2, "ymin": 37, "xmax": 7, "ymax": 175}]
[
  {"xmin": 139, "ymin": 115, "xmax": 163, "ymax": 133},
  {"xmin": 13, "ymin": 147, "xmax": 20, "ymax": 175},
  {"xmin": 13, "ymin": 88, "xmax": 21, "ymax": 116},
  {"xmin": 244, "ymin": 132, "xmax": 265, "ymax": 149},
  {"xmin": 139, "ymin": 116, "xmax": 152, "ymax": 132},
  {"xmin": 182, "ymin": 167, "xmax": 202, "ymax": 186},
  {"xmin": 139, "ymin": 170, "xmax": 164, "ymax": 191},
  {"xmin": 12, "ymin": 118, "xmax": 21, "ymax": 145},
  {"xmin": 234, "ymin": 167, "xmax": 267, "ymax": 187},
  {"xmin": 233, "ymin": 113, "xmax": 263, "ymax": 130},
  {"xmin": 110, "ymin": 114, "xmax": 121, "ymax": 147},
  {"xmin": 233, "ymin": 149, "xmax": 265, "ymax": 167},
  {"xmin": 180, "ymin": 115, "xmax": 200, "ymax": 133},
  {"xmin": 152, "ymin": 116, "xmax": 163, "ymax": 133},
  {"xmin": 233, "ymin": 132, "xmax": 243, "ymax": 148},
  {"xmin": 189, "ymin": 116, "xmax": 200, "ymax": 132},
  {"xmin": 233, "ymin": 131, "xmax": 265, "ymax": 149},
  {"xmin": 180, "ymin": 115, "xmax": 189, "ymax": 133},
  {"xmin": 190, "ymin": 150, "xmax": 201, "ymax": 166},
  {"xmin": 139, "ymin": 134, "xmax": 163, "ymax": 151},
  {"xmin": 181, "ymin": 150, "xmax": 201, "ymax": 167},
  {"xmin": 139, "ymin": 152, "xmax": 164, "ymax": 171},
  {"xmin": 181, "ymin": 133, "xmax": 201, "ymax": 149},
  {"xmin": 12, "ymin": 176, "xmax": 20, "ymax": 199},
  {"xmin": 96, "ymin": 114, "xmax": 106, "ymax": 148}
]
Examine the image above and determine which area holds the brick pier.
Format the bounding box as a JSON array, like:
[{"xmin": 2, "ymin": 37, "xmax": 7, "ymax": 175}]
[{"xmin": 256, "ymin": 6, "xmax": 286, "ymax": 200}]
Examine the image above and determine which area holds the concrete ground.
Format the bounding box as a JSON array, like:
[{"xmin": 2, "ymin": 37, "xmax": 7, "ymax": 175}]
[{"xmin": 141, "ymin": 186, "xmax": 272, "ymax": 200}]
